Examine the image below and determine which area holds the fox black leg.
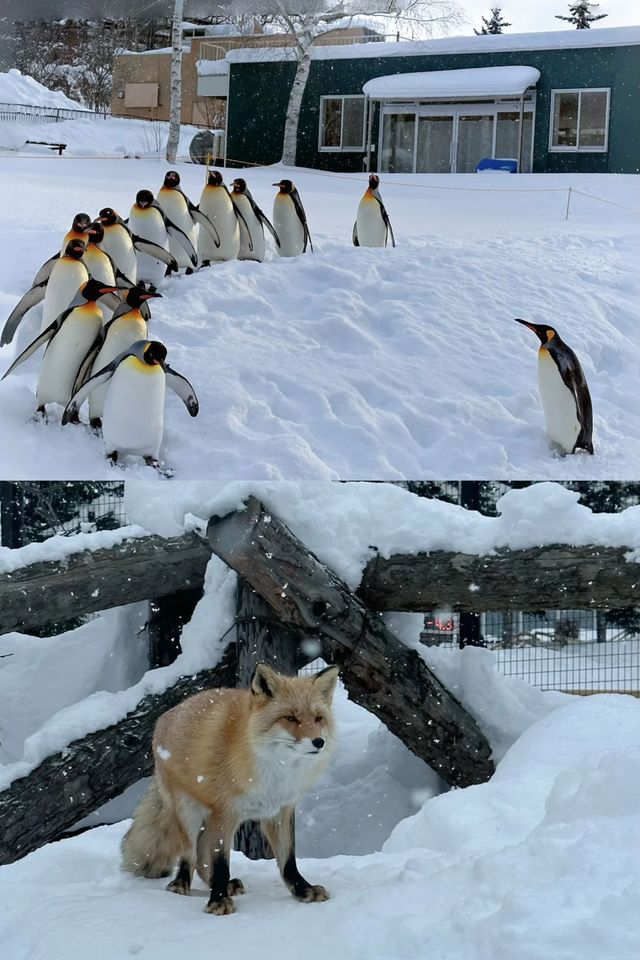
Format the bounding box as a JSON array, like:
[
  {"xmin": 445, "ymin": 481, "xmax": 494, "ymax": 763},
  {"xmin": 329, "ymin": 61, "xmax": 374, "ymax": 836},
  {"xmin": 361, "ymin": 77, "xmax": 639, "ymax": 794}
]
[
  {"xmin": 205, "ymin": 850, "xmax": 235, "ymax": 915},
  {"xmin": 167, "ymin": 858, "xmax": 192, "ymax": 896},
  {"xmin": 262, "ymin": 807, "xmax": 329, "ymax": 904}
]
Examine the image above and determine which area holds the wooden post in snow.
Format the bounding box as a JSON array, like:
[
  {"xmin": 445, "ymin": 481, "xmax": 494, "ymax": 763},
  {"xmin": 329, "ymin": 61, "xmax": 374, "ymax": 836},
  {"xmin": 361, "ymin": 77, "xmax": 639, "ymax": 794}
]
[{"xmin": 207, "ymin": 498, "xmax": 495, "ymax": 788}]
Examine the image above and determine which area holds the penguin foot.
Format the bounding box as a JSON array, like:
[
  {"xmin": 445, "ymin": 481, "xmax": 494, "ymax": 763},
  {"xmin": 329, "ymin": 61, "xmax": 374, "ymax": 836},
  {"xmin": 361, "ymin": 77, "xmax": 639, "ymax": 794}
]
[
  {"xmin": 90, "ymin": 417, "xmax": 102, "ymax": 433},
  {"xmin": 66, "ymin": 409, "xmax": 81, "ymax": 425},
  {"xmin": 144, "ymin": 455, "xmax": 174, "ymax": 478},
  {"xmin": 185, "ymin": 267, "xmax": 194, "ymax": 276},
  {"xmin": 201, "ymin": 260, "xmax": 211, "ymax": 267},
  {"xmin": 107, "ymin": 450, "xmax": 119, "ymax": 464},
  {"xmin": 31, "ymin": 406, "xmax": 47, "ymax": 424}
]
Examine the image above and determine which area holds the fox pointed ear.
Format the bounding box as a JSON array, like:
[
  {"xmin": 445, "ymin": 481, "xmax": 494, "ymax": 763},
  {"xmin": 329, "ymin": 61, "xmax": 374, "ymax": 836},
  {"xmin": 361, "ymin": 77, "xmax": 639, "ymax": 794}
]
[
  {"xmin": 251, "ymin": 662, "xmax": 281, "ymax": 698},
  {"xmin": 312, "ymin": 665, "xmax": 340, "ymax": 703}
]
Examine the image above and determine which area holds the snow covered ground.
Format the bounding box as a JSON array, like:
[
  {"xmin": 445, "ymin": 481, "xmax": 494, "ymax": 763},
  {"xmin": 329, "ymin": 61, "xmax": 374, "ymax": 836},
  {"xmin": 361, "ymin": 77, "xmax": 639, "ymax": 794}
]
[{"xmin": 1, "ymin": 90, "xmax": 639, "ymax": 478}]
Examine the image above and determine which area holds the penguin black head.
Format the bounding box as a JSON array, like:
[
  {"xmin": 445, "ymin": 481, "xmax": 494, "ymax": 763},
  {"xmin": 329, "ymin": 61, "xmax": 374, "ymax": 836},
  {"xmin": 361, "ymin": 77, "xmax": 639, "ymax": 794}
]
[
  {"xmin": 136, "ymin": 190, "xmax": 154, "ymax": 208},
  {"xmin": 232, "ymin": 178, "xmax": 247, "ymax": 194},
  {"xmin": 163, "ymin": 170, "xmax": 181, "ymax": 188},
  {"xmin": 514, "ymin": 318, "xmax": 559, "ymax": 348},
  {"xmin": 80, "ymin": 278, "xmax": 119, "ymax": 302},
  {"xmin": 126, "ymin": 284, "xmax": 162, "ymax": 308},
  {"xmin": 143, "ymin": 340, "xmax": 168, "ymax": 367},
  {"xmin": 72, "ymin": 213, "xmax": 91, "ymax": 231},
  {"xmin": 65, "ymin": 239, "xmax": 87, "ymax": 259},
  {"xmin": 98, "ymin": 207, "xmax": 119, "ymax": 225},
  {"xmin": 273, "ymin": 179, "xmax": 294, "ymax": 193},
  {"xmin": 368, "ymin": 174, "xmax": 380, "ymax": 190},
  {"xmin": 86, "ymin": 221, "xmax": 105, "ymax": 244},
  {"xmin": 207, "ymin": 170, "xmax": 223, "ymax": 186}
]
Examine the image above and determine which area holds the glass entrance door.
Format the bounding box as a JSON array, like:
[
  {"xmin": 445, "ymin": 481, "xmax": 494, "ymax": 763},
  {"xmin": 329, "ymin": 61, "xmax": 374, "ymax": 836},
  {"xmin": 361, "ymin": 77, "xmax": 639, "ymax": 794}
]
[
  {"xmin": 416, "ymin": 115, "xmax": 454, "ymax": 173},
  {"xmin": 456, "ymin": 114, "xmax": 494, "ymax": 173}
]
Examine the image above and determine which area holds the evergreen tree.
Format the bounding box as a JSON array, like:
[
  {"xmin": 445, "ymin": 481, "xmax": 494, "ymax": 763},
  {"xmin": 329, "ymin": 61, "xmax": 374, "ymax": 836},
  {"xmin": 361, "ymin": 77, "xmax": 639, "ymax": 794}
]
[
  {"xmin": 555, "ymin": 1, "xmax": 608, "ymax": 28},
  {"xmin": 474, "ymin": 7, "xmax": 511, "ymax": 35}
]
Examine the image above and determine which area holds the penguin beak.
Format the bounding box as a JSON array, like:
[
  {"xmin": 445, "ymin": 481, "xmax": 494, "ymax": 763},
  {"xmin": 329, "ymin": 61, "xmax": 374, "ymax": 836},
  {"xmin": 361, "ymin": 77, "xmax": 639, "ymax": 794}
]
[
  {"xmin": 514, "ymin": 318, "xmax": 537, "ymax": 333},
  {"xmin": 140, "ymin": 292, "xmax": 162, "ymax": 300},
  {"xmin": 99, "ymin": 286, "xmax": 119, "ymax": 295}
]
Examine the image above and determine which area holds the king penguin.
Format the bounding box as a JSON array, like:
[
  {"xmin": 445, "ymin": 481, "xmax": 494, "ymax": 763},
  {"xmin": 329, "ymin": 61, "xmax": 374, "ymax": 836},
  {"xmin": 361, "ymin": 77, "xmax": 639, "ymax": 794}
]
[
  {"xmin": 80, "ymin": 284, "xmax": 162, "ymax": 428},
  {"xmin": 157, "ymin": 169, "xmax": 221, "ymax": 272},
  {"xmin": 198, "ymin": 170, "xmax": 241, "ymax": 264},
  {"xmin": 1, "ymin": 239, "xmax": 89, "ymax": 346},
  {"xmin": 1, "ymin": 278, "xmax": 119, "ymax": 419},
  {"xmin": 62, "ymin": 339, "xmax": 199, "ymax": 473},
  {"xmin": 514, "ymin": 318, "xmax": 594, "ymax": 455},
  {"xmin": 272, "ymin": 179, "xmax": 313, "ymax": 257},
  {"xmin": 28, "ymin": 213, "xmax": 93, "ymax": 289},
  {"xmin": 353, "ymin": 175, "xmax": 395, "ymax": 248},
  {"xmin": 231, "ymin": 178, "xmax": 280, "ymax": 262}
]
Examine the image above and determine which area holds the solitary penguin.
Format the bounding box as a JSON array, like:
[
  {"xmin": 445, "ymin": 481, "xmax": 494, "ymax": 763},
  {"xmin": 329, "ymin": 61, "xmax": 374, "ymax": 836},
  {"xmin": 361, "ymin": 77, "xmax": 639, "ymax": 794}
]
[
  {"xmin": 1, "ymin": 278, "xmax": 119, "ymax": 419},
  {"xmin": 157, "ymin": 170, "xmax": 221, "ymax": 272},
  {"xmin": 129, "ymin": 189, "xmax": 196, "ymax": 288},
  {"xmin": 78, "ymin": 284, "xmax": 161, "ymax": 428},
  {"xmin": 353, "ymin": 175, "xmax": 395, "ymax": 248},
  {"xmin": 231, "ymin": 178, "xmax": 280, "ymax": 262},
  {"xmin": 272, "ymin": 179, "xmax": 313, "ymax": 257},
  {"xmin": 514, "ymin": 318, "xmax": 594, "ymax": 455},
  {"xmin": 198, "ymin": 170, "xmax": 242, "ymax": 264},
  {"xmin": 62, "ymin": 339, "xmax": 198, "ymax": 473},
  {"xmin": 1, "ymin": 239, "xmax": 89, "ymax": 346}
]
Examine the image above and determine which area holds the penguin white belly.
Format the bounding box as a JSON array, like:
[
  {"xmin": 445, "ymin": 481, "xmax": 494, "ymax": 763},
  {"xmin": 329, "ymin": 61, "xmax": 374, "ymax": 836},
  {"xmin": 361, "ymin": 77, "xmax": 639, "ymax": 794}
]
[
  {"xmin": 83, "ymin": 247, "xmax": 117, "ymax": 323},
  {"xmin": 102, "ymin": 357, "xmax": 165, "ymax": 459},
  {"xmin": 157, "ymin": 189, "xmax": 198, "ymax": 270},
  {"xmin": 537, "ymin": 350, "xmax": 580, "ymax": 453},
  {"xmin": 89, "ymin": 315, "xmax": 148, "ymax": 421},
  {"xmin": 235, "ymin": 196, "xmax": 264, "ymax": 262},
  {"xmin": 100, "ymin": 227, "xmax": 137, "ymax": 285},
  {"xmin": 37, "ymin": 308, "xmax": 102, "ymax": 407},
  {"xmin": 129, "ymin": 209, "xmax": 169, "ymax": 288},
  {"xmin": 41, "ymin": 259, "xmax": 88, "ymax": 331},
  {"xmin": 356, "ymin": 197, "xmax": 387, "ymax": 248},
  {"xmin": 273, "ymin": 198, "xmax": 304, "ymax": 257},
  {"xmin": 199, "ymin": 189, "xmax": 239, "ymax": 262}
]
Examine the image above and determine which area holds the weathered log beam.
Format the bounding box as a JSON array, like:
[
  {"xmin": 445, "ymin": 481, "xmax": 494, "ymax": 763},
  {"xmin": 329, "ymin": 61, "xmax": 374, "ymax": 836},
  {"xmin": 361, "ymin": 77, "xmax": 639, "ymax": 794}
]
[
  {"xmin": 0, "ymin": 532, "xmax": 211, "ymax": 636},
  {"xmin": 206, "ymin": 498, "xmax": 495, "ymax": 789},
  {"xmin": 0, "ymin": 647, "xmax": 237, "ymax": 866},
  {"xmin": 359, "ymin": 545, "xmax": 640, "ymax": 613}
]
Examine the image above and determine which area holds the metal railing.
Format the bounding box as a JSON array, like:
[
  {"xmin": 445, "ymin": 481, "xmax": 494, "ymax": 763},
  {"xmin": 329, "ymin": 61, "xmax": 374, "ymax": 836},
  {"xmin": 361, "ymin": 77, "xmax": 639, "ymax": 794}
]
[{"xmin": 0, "ymin": 102, "xmax": 109, "ymax": 124}]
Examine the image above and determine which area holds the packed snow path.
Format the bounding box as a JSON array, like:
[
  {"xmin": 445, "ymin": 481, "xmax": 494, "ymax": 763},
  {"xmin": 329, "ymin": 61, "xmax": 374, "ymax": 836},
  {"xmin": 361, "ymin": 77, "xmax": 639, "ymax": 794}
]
[{"xmin": 0, "ymin": 158, "xmax": 639, "ymax": 479}]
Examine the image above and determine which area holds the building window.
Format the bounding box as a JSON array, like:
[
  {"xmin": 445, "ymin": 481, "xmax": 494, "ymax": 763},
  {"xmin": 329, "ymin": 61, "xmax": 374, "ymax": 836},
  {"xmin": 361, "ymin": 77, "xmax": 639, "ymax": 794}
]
[
  {"xmin": 549, "ymin": 89, "xmax": 610, "ymax": 152},
  {"xmin": 319, "ymin": 96, "xmax": 365, "ymax": 151}
]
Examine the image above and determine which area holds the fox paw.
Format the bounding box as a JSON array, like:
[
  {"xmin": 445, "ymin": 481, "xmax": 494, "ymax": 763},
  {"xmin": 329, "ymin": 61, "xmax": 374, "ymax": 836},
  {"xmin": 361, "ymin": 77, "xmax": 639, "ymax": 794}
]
[
  {"xmin": 297, "ymin": 884, "xmax": 329, "ymax": 903},
  {"xmin": 166, "ymin": 878, "xmax": 191, "ymax": 896},
  {"xmin": 228, "ymin": 878, "xmax": 245, "ymax": 896},
  {"xmin": 205, "ymin": 896, "xmax": 236, "ymax": 915}
]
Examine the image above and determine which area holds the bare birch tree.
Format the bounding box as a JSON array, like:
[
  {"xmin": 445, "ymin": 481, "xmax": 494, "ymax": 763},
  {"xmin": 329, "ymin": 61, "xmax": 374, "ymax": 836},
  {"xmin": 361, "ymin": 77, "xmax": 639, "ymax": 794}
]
[
  {"xmin": 166, "ymin": 0, "xmax": 184, "ymax": 162},
  {"xmin": 223, "ymin": 1, "xmax": 463, "ymax": 165}
]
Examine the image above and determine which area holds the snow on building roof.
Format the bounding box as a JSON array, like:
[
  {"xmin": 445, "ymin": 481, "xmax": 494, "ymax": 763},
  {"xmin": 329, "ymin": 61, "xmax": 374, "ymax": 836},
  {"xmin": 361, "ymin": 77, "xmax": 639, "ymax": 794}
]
[
  {"xmin": 363, "ymin": 65, "xmax": 541, "ymax": 100},
  {"xmin": 225, "ymin": 24, "xmax": 640, "ymax": 64},
  {"xmin": 196, "ymin": 59, "xmax": 230, "ymax": 77}
]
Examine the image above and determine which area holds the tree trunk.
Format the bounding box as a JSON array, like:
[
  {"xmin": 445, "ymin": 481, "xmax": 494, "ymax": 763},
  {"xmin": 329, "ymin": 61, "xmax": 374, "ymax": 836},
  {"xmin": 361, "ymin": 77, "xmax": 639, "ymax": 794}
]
[
  {"xmin": 0, "ymin": 646, "xmax": 237, "ymax": 865},
  {"xmin": 233, "ymin": 578, "xmax": 304, "ymax": 860},
  {"xmin": 207, "ymin": 498, "xmax": 495, "ymax": 788},
  {"xmin": 165, "ymin": 0, "xmax": 183, "ymax": 163},
  {"xmin": 281, "ymin": 46, "xmax": 312, "ymax": 166}
]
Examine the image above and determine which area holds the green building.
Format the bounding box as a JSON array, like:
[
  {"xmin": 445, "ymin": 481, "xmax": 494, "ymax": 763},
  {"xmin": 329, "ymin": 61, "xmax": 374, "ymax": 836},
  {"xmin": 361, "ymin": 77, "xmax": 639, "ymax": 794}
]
[{"xmin": 221, "ymin": 25, "xmax": 640, "ymax": 174}]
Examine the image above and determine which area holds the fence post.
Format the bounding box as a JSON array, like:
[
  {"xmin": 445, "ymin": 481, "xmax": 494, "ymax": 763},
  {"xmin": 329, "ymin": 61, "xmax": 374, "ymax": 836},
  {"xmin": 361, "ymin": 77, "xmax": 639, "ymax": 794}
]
[{"xmin": 565, "ymin": 186, "xmax": 572, "ymax": 221}]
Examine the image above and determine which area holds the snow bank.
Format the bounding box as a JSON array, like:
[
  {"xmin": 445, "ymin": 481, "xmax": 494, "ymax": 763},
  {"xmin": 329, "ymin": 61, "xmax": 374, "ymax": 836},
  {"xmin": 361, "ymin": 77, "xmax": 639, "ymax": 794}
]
[
  {"xmin": 125, "ymin": 481, "xmax": 640, "ymax": 588},
  {"xmin": 0, "ymin": 69, "xmax": 84, "ymax": 110},
  {"xmin": 0, "ymin": 524, "xmax": 147, "ymax": 573}
]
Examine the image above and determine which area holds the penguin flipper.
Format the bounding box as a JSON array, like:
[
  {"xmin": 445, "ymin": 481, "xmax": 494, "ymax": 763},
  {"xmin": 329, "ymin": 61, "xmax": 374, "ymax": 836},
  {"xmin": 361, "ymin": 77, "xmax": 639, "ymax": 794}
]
[
  {"xmin": 163, "ymin": 217, "xmax": 198, "ymax": 267},
  {"xmin": 376, "ymin": 197, "xmax": 396, "ymax": 248},
  {"xmin": 255, "ymin": 208, "xmax": 280, "ymax": 248},
  {"xmin": 1, "ymin": 322, "xmax": 57, "ymax": 379},
  {"xmin": 62, "ymin": 361, "xmax": 117, "ymax": 425},
  {"xmin": 115, "ymin": 268, "xmax": 135, "ymax": 290},
  {"xmin": 352, "ymin": 222, "xmax": 359, "ymax": 247},
  {"xmin": 32, "ymin": 252, "xmax": 60, "ymax": 287},
  {"xmin": 232, "ymin": 203, "xmax": 254, "ymax": 252},
  {"xmin": 190, "ymin": 207, "xmax": 221, "ymax": 248},
  {"xmin": 1, "ymin": 282, "xmax": 47, "ymax": 346},
  {"xmin": 99, "ymin": 291, "xmax": 124, "ymax": 312},
  {"xmin": 73, "ymin": 330, "xmax": 105, "ymax": 394},
  {"xmin": 165, "ymin": 365, "xmax": 199, "ymax": 417},
  {"xmin": 291, "ymin": 191, "xmax": 313, "ymax": 253},
  {"xmin": 131, "ymin": 235, "xmax": 178, "ymax": 270}
]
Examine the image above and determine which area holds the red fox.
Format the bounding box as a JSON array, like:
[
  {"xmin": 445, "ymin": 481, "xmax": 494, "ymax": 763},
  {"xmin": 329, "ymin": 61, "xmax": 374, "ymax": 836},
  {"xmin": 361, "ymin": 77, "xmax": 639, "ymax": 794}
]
[{"xmin": 121, "ymin": 661, "xmax": 340, "ymax": 915}]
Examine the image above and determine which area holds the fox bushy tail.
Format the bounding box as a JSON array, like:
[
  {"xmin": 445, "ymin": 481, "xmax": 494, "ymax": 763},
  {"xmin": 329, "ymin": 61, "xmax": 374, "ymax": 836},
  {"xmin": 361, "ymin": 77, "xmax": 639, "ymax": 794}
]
[{"xmin": 121, "ymin": 777, "xmax": 181, "ymax": 878}]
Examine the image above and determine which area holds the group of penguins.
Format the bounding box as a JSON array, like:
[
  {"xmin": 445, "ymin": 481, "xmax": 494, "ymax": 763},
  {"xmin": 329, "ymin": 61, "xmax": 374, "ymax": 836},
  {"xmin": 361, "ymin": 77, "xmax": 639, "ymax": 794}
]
[{"xmin": 0, "ymin": 165, "xmax": 594, "ymax": 470}]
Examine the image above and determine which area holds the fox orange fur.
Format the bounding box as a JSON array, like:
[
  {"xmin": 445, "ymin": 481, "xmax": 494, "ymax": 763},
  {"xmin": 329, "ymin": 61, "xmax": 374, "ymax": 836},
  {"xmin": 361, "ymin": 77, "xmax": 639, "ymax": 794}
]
[{"xmin": 121, "ymin": 662, "xmax": 340, "ymax": 915}]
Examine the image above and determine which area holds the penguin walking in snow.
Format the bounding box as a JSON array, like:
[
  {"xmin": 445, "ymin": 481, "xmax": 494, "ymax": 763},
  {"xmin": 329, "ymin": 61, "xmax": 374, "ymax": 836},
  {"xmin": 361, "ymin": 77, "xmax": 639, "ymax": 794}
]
[
  {"xmin": 514, "ymin": 318, "xmax": 594, "ymax": 455},
  {"xmin": 353, "ymin": 175, "xmax": 395, "ymax": 248},
  {"xmin": 2, "ymin": 239, "xmax": 90, "ymax": 346},
  {"xmin": 198, "ymin": 170, "xmax": 243, "ymax": 264},
  {"xmin": 157, "ymin": 170, "xmax": 221, "ymax": 272},
  {"xmin": 272, "ymin": 179, "xmax": 313, "ymax": 257},
  {"xmin": 62, "ymin": 339, "xmax": 198, "ymax": 474},
  {"xmin": 77, "ymin": 284, "xmax": 161, "ymax": 429},
  {"xmin": 1, "ymin": 278, "xmax": 119, "ymax": 419},
  {"xmin": 128, "ymin": 189, "xmax": 196, "ymax": 288},
  {"xmin": 231, "ymin": 178, "xmax": 280, "ymax": 262}
]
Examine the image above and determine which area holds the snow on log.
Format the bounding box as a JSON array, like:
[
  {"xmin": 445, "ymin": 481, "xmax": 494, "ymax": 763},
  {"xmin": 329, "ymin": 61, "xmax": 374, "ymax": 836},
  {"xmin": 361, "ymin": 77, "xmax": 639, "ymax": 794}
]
[
  {"xmin": 206, "ymin": 498, "xmax": 495, "ymax": 789},
  {"xmin": 0, "ymin": 648, "xmax": 236, "ymax": 866}
]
